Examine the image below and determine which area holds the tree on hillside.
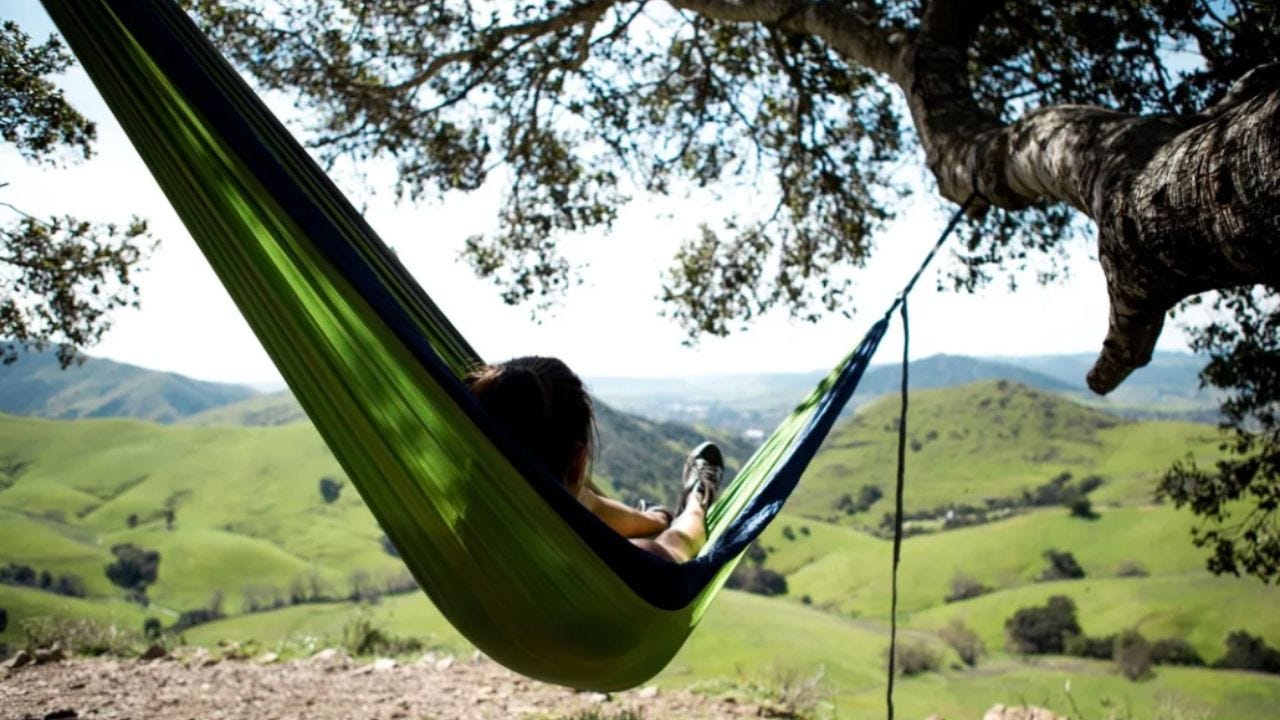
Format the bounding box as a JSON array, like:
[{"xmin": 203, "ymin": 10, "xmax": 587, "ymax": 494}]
[
  {"xmin": 0, "ymin": 21, "xmax": 154, "ymax": 366},
  {"xmin": 104, "ymin": 543, "xmax": 160, "ymax": 602}
]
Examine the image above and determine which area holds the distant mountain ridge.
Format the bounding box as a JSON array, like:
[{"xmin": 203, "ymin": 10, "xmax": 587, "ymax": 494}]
[
  {"xmin": 0, "ymin": 350, "xmax": 256, "ymax": 424},
  {"xmin": 588, "ymin": 351, "xmax": 1216, "ymax": 432}
]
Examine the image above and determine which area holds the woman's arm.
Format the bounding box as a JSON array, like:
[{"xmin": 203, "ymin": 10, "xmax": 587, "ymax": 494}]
[{"xmin": 577, "ymin": 488, "xmax": 670, "ymax": 539}]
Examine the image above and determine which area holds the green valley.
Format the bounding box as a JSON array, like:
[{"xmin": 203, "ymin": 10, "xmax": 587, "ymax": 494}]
[{"xmin": 1, "ymin": 355, "xmax": 1278, "ymax": 718}]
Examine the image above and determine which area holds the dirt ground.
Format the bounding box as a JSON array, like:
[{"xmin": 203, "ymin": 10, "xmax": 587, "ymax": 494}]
[{"xmin": 0, "ymin": 648, "xmax": 771, "ymax": 720}]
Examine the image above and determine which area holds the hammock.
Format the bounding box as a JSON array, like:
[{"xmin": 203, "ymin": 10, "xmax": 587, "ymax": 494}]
[{"xmin": 42, "ymin": 0, "xmax": 897, "ymax": 690}]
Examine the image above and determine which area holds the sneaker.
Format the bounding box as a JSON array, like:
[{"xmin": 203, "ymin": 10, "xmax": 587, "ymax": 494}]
[{"xmin": 677, "ymin": 441, "xmax": 724, "ymax": 515}]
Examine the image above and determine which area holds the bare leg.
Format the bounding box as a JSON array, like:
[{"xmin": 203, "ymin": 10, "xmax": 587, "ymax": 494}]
[
  {"xmin": 631, "ymin": 442, "xmax": 722, "ymax": 563},
  {"xmin": 647, "ymin": 502, "xmax": 708, "ymax": 563}
]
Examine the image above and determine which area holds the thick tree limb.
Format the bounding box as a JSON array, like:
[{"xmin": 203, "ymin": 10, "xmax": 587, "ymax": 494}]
[{"xmin": 665, "ymin": 2, "xmax": 1278, "ymax": 395}]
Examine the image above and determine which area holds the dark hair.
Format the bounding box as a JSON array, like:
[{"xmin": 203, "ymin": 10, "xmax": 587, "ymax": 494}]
[{"xmin": 464, "ymin": 356, "xmax": 595, "ymax": 486}]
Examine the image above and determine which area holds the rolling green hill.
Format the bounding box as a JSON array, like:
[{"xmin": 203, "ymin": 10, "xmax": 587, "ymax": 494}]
[{"xmin": 789, "ymin": 379, "xmax": 1226, "ymax": 523}]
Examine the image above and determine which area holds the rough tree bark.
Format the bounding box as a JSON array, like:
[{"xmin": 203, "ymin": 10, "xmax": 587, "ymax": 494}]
[{"xmin": 670, "ymin": 0, "xmax": 1280, "ymax": 394}]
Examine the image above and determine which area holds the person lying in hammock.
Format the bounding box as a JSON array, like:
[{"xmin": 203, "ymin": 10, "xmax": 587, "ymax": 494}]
[{"xmin": 465, "ymin": 356, "xmax": 723, "ymax": 563}]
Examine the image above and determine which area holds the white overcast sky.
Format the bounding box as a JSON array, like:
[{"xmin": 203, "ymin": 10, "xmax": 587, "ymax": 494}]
[{"xmin": 2, "ymin": 2, "xmax": 1196, "ymax": 387}]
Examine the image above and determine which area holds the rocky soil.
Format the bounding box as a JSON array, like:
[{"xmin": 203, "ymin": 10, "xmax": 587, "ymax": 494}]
[
  {"xmin": 1, "ymin": 647, "xmax": 768, "ymax": 720},
  {"xmin": 1, "ymin": 646, "xmax": 1066, "ymax": 720}
]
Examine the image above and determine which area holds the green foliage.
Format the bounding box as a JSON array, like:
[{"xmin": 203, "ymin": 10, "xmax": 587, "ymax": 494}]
[
  {"xmin": 1, "ymin": 20, "xmax": 155, "ymax": 365},
  {"xmin": 142, "ymin": 617, "xmax": 161, "ymax": 640},
  {"xmin": 104, "ymin": 543, "xmax": 160, "ymax": 594},
  {"xmin": 337, "ymin": 610, "xmax": 423, "ymax": 657},
  {"xmin": 1005, "ymin": 595, "xmax": 1081, "ymax": 654},
  {"xmin": 1215, "ymin": 630, "xmax": 1280, "ymax": 674},
  {"xmin": 181, "ymin": 1, "xmax": 1274, "ymax": 339},
  {"xmin": 1114, "ymin": 629, "xmax": 1154, "ymax": 681},
  {"xmin": 1163, "ymin": 286, "xmax": 1280, "ymax": 582},
  {"xmin": 20, "ymin": 615, "xmax": 138, "ymax": 656},
  {"xmin": 1065, "ymin": 633, "xmax": 1115, "ymax": 660},
  {"xmin": 170, "ymin": 591, "xmax": 226, "ymax": 634},
  {"xmin": 891, "ymin": 637, "xmax": 940, "ymax": 677},
  {"xmin": 725, "ymin": 564, "xmax": 788, "ymax": 596},
  {"xmin": 1067, "ymin": 495, "xmax": 1096, "ymax": 519},
  {"xmin": 938, "ymin": 619, "xmax": 985, "ymax": 667},
  {"xmin": 1038, "ymin": 549, "xmax": 1086, "ymax": 581},
  {"xmin": 0, "ymin": 21, "xmax": 94, "ymax": 160},
  {"xmin": 945, "ymin": 572, "xmax": 992, "ymax": 603},
  {"xmin": 0, "ymin": 562, "xmax": 86, "ymax": 597},
  {"xmin": 1152, "ymin": 638, "xmax": 1204, "ymax": 667}
]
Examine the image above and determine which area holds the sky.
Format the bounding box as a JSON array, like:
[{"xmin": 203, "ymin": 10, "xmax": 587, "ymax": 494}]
[{"xmin": 1, "ymin": 2, "xmax": 1197, "ymax": 388}]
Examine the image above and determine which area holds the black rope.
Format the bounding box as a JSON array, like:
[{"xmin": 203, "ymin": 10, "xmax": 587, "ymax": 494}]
[
  {"xmin": 884, "ymin": 196, "xmax": 975, "ymax": 720},
  {"xmin": 886, "ymin": 295, "xmax": 909, "ymax": 720}
]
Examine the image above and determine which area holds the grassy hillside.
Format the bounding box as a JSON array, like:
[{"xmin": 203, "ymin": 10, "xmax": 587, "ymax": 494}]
[
  {"xmin": 0, "ymin": 351, "xmax": 256, "ymax": 423},
  {"xmin": 3, "ymin": 375, "xmax": 1277, "ymax": 718},
  {"xmin": 791, "ymin": 380, "xmax": 1225, "ymax": 523}
]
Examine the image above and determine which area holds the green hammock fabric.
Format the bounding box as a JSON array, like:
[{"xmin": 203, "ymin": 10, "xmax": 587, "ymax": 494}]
[{"xmin": 40, "ymin": 0, "xmax": 886, "ymax": 690}]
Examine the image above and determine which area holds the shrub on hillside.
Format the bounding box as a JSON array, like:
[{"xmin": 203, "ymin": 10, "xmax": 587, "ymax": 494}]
[
  {"xmin": 0, "ymin": 607, "xmax": 7, "ymax": 633},
  {"xmin": 726, "ymin": 564, "xmax": 788, "ymax": 596},
  {"xmin": 143, "ymin": 617, "xmax": 162, "ymax": 640},
  {"xmin": 1005, "ymin": 595, "xmax": 1081, "ymax": 654},
  {"xmin": 319, "ymin": 476, "xmax": 343, "ymax": 504},
  {"xmin": 21, "ymin": 616, "xmax": 137, "ymax": 656},
  {"xmin": 126, "ymin": 513, "xmax": 138, "ymax": 529},
  {"xmin": 1114, "ymin": 629, "xmax": 1154, "ymax": 681},
  {"xmin": 1151, "ymin": 638, "xmax": 1204, "ymax": 666},
  {"xmin": 105, "ymin": 544, "xmax": 160, "ymax": 594},
  {"xmin": 170, "ymin": 592, "xmax": 226, "ymax": 634},
  {"xmin": 1038, "ymin": 549, "xmax": 1086, "ymax": 581},
  {"xmin": 241, "ymin": 584, "xmax": 285, "ymax": 613},
  {"xmin": 1067, "ymin": 495, "xmax": 1097, "ymax": 519},
  {"xmin": 939, "ymin": 619, "xmax": 985, "ymax": 667},
  {"xmin": 1215, "ymin": 630, "xmax": 1280, "ymax": 674},
  {"xmin": 1065, "ymin": 633, "xmax": 1115, "ymax": 660},
  {"xmin": 945, "ymin": 572, "xmax": 992, "ymax": 603},
  {"xmin": 348, "ymin": 570, "xmax": 381, "ymax": 603},
  {"xmin": 339, "ymin": 612, "xmax": 423, "ymax": 657},
  {"xmin": 892, "ymin": 638, "xmax": 940, "ymax": 676},
  {"xmin": 1, "ymin": 563, "xmax": 87, "ymax": 598},
  {"xmin": 1115, "ymin": 560, "xmax": 1149, "ymax": 578},
  {"xmin": 288, "ymin": 572, "xmax": 334, "ymax": 604}
]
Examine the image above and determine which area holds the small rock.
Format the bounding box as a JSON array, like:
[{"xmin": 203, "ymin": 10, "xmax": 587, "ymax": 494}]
[
  {"xmin": 637, "ymin": 685, "xmax": 659, "ymax": 699},
  {"xmin": 372, "ymin": 657, "xmax": 397, "ymax": 672},
  {"xmin": 585, "ymin": 692, "xmax": 610, "ymax": 704},
  {"xmin": 34, "ymin": 644, "xmax": 66, "ymax": 664},
  {"xmin": 255, "ymin": 651, "xmax": 279, "ymax": 664},
  {"xmin": 434, "ymin": 656, "xmax": 454, "ymax": 671},
  {"xmin": 4, "ymin": 650, "xmax": 33, "ymax": 669},
  {"xmin": 138, "ymin": 644, "xmax": 168, "ymax": 661}
]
